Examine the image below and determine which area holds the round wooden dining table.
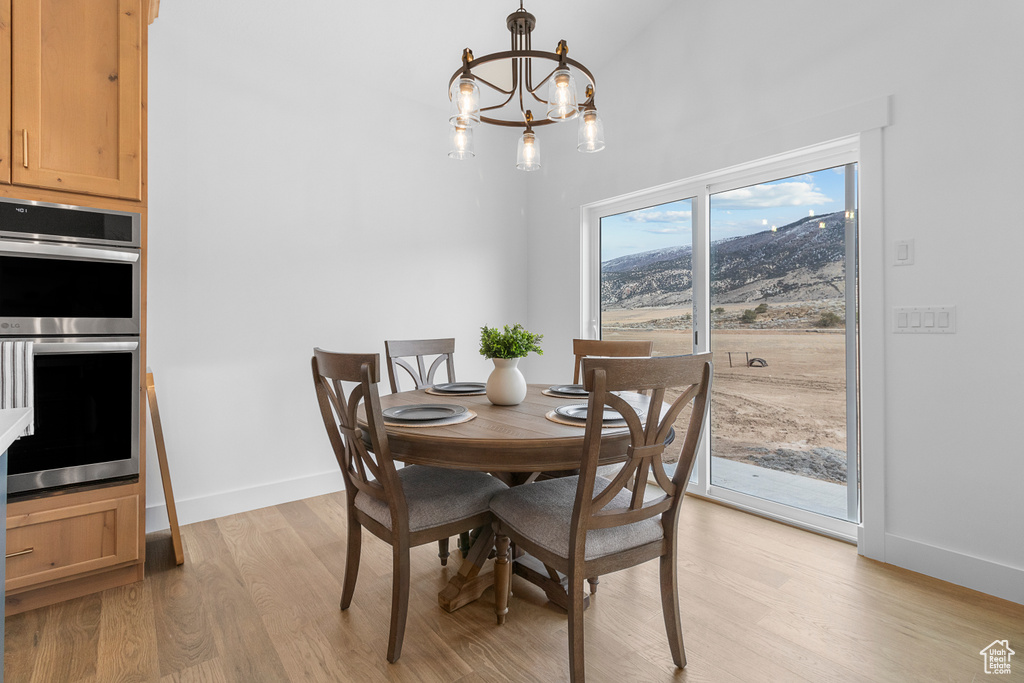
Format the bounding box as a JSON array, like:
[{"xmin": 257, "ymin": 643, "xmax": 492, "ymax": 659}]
[
  {"xmin": 373, "ymin": 383, "xmax": 641, "ymax": 613},
  {"xmin": 377, "ymin": 383, "xmax": 634, "ymax": 472}
]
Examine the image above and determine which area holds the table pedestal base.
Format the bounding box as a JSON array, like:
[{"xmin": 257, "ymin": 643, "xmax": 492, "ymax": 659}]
[
  {"xmin": 438, "ymin": 527, "xmax": 495, "ymax": 612},
  {"xmin": 437, "ymin": 528, "xmax": 590, "ymax": 613},
  {"xmin": 512, "ymin": 554, "xmax": 590, "ymax": 612}
]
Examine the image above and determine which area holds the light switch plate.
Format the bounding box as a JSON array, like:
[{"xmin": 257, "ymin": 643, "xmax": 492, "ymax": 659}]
[
  {"xmin": 893, "ymin": 306, "xmax": 956, "ymax": 333},
  {"xmin": 894, "ymin": 239, "xmax": 915, "ymax": 266}
]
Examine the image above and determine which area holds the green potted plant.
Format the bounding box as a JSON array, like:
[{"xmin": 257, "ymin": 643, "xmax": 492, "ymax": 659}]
[{"xmin": 479, "ymin": 323, "xmax": 543, "ymax": 405}]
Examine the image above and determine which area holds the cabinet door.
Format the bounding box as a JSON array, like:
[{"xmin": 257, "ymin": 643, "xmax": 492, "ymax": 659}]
[
  {"xmin": 11, "ymin": 0, "xmax": 142, "ymax": 200},
  {"xmin": 6, "ymin": 494, "xmax": 139, "ymax": 592}
]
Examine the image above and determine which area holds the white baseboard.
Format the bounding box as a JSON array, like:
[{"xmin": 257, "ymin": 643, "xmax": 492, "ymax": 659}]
[
  {"xmin": 145, "ymin": 469, "xmax": 346, "ymax": 532},
  {"xmin": 883, "ymin": 533, "xmax": 1023, "ymax": 605}
]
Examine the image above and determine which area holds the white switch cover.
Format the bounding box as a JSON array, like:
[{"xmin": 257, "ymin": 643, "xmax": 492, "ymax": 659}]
[
  {"xmin": 893, "ymin": 306, "xmax": 956, "ymax": 333},
  {"xmin": 894, "ymin": 239, "xmax": 915, "ymax": 266}
]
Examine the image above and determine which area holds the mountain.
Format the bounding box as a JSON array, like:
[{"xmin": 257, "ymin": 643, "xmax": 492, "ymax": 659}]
[
  {"xmin": 601, "ymin": 245, "xmax": 692, "ymax": 273},
  {"xmin": 601, "ymin": 211, "xmax": 847, "ymax": 309}
]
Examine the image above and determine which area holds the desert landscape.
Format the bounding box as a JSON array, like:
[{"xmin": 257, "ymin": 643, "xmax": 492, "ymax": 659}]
[{"xmin": 602, "ymin": 300, "xmax": 851, "ymax": 487}]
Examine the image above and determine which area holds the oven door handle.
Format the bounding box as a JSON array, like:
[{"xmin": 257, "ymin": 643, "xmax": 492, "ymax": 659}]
[
  {"xmin": 0, "ymin": 240, "xmax": 139, "ymax": 263},
  {"xmin": 32, "ymin": 341, "xmax": 139, "ymax": 354}
]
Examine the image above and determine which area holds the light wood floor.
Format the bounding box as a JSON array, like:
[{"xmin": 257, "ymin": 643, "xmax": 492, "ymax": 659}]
[{"xmin": 5, "ymin": 493, "xmax": 1023, "ymax": 682}]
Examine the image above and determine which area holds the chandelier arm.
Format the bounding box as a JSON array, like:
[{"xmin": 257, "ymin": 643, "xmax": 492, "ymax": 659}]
[
  {"xmin": 473, "ymin": 75, "xmax": 515, "ymax": 97},
  {"xmin": 481, "ymin": 91, "xmax": 516, "ymax": 111},
  {"xmin": 524, "ymin": 28, "xmax": 533, "ymax": 94},
  {"xmin": 518, "ymin": 58, "xmax": 526, "ymax": 120},
  {"xmin": 526, "ymin": 62, "xmax": 559, "ymax": 95}
]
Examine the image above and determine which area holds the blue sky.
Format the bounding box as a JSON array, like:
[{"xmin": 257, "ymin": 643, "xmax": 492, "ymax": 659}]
[{"xmin": 601, "ymin": 166, "xmax": 854, "ymax": 261}]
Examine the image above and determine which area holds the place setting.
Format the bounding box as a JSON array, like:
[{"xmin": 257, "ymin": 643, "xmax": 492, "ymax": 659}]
[
  {"xmin": 381, "ymin": 402, "xmax": 477, "ymax": 427},
  {"xmin": 542, "ymin": 384, "xmax": 589, "ymax": 398},
  {"xmin": 544, "ymin": 401, "xmax": 643, "ymax": 429},
  {"xmin": 425, "ymin": 382, "xmax": 486, "ymax": 396}
]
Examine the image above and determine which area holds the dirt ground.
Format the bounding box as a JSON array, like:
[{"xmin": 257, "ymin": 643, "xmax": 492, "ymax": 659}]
[{"xmin": 602, "ymin": 305, "xmax": 850, "ymax": 483}]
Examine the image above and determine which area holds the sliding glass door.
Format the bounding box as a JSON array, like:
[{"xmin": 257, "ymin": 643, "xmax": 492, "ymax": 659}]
[
  {"xmin": 586, "ymin": 141, "xmax": 861, "ymax": 536},
  {"xmin": 708, "ymin": 164, "xmax": 858, "ymax": 524}
]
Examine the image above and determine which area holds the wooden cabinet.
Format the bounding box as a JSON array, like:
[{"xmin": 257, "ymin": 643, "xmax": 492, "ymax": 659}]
[
  {"xmin": 0, "ymin": 0, "xmax": 143, "ymax": 201},
  {"xmin": 6, "ymin": 492, "xmax": 139, "ymax": 592},
  {"xmin": 5, "ymin": 483, "xmax": 146, "ymax": 614}
]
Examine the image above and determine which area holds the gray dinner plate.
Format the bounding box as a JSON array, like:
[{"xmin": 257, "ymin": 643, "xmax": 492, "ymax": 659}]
[
  {"xmin": 382, "ymin": 404, "xmax": 468, "ymax": 421},
  {"xmin": 554, "ymin": 403, "xmax": 626, "ymax": 423},
  {"xmin": 548, "ymin": 384, "xmax": 588, "ymax": 396},
  {"xmin": 432, "ymin": 382, "xmax": 486, "ymax": 393}
]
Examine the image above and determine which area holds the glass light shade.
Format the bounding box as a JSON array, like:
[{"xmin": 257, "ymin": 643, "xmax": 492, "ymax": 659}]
[
  {"xmin": 449, "ymin": 77, "xmax": 481, "ymax": 127},
  {"xmin": 546, "ymin": 68, "xmax": 579, "ymax": 121},
  {"xmin": 577, "ymin": 109, "xmax": 605, "ymax": 153},
  {"xmin": 516, "ymin": 131, "xmax": 541, "ymax": 171},
  {"xmin": 448, "ymin": 124, "xmax": 475, "ymax": 160}
]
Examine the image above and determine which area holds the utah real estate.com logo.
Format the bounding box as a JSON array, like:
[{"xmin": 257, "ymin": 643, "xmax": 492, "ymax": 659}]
[{"xmin": 980, "ymin": 640, "xmax": 1014, "ymax": 675}]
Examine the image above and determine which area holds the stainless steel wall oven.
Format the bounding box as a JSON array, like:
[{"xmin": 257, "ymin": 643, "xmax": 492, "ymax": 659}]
[{"xmin": 0, "ymin": 198, "xmax": 142, "ymax": 495}]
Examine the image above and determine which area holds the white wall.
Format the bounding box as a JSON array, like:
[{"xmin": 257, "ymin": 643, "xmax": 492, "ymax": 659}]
[
  {"xmin": 524, "ymin": 0, "xmax": 1024, "ymax": 603},
  {"xmin": 145, "ymin": 2, "xmax": 527, "ymax": 527}
]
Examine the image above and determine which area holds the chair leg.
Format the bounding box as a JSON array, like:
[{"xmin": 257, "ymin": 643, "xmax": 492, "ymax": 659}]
[
  {"xmin": 659, "ymin": 552, "xmax": 686, "ymax": 668},
  {"xmin": 387, "ymin": 543, "xmax": 411, "ymax": 663},
  {"xmin": 438, "ymin": 538, "xmax": 451, "ymax": 566},
  {"xmin": 340, "ymin": 518, "xmax": 361, "ymax": 610},
  {"xmin": 459, "ymin": 530, "xmax": 472, "ymax": 558},
  {"xmin": 568, "ymin": 568, "xmax": 587, "ymax": 683},
  {"xmin": 494, "ymin": 533, "xmax": 511, "ymax": 625},
  {"xmin": 587, "ymin": 576, "xmax": 599, "ymax": 594}
]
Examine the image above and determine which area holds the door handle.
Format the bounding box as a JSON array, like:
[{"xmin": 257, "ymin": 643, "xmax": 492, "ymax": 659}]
[
  {"xmin": 22, "ymin": 129, "xmax": 28, "ymax": 168},
  {"xmin": 6, "ymin": 547, "xmax": 34, "ymax": 559}
]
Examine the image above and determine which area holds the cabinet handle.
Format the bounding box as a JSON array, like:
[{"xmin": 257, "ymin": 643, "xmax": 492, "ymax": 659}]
[
  {"xmin": 6, "ymin": 547, "xmax": 33, "ymax": 559},
  {"xmin": 22, "ymin": 129, "xmax": 28, "ymax": 168}
]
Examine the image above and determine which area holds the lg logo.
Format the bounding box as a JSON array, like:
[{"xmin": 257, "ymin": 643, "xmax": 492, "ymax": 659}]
[{"xmin": 0, "ymin": 322, "xmax": 21, "ymax": 329}]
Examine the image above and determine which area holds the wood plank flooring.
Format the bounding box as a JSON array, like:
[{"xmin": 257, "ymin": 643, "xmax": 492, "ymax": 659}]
[{"xmin": 5, "ymin": 493, "xmax": 1023, "ymax": 682}]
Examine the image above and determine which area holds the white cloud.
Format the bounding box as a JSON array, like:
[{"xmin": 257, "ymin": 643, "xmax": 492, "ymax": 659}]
[
  {"xmin": 619, "ymin": 209, "xmax": 693, "ymax": 235},
  {"xmin": 623, "ymin": 209, "xmax": 692, "ymax": 223},
  {"xmin": 713, "ymin": 181, "xmax": 831, "ymax": 209},
  {"xmin": 642, "ymin": 226, "xmax": 688, "ymax": 235}
]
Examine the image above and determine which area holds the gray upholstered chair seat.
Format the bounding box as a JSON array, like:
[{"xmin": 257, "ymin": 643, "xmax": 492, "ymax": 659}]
[
  {"xmin": 489, "ymin": 475, "xmax": 663, "ymax": 561},
  {"xmin": 355, "ymin": 465, "xmax": 507, "ymax": 533}
]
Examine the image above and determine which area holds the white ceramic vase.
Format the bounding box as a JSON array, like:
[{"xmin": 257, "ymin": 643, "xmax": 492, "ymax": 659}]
[{"xmin": 486, "ymin": 357, "xmax": 527, "ymax": 406}]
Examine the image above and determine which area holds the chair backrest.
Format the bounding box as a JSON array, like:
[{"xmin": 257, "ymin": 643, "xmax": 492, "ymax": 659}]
[
  {"xmin": 572, "ymin": 338, "xmax": 654, "ymax": 384},
  {"xmin": 573, "ymin": 354, "xmax": 712, "ymax": 550},
  {"xmin": 311, "ymin": 349, "xmax": 408, "ymax": 525},
  {"xmin": 384, "ymin": 338, "xmax": 457, "ymax": 393}
]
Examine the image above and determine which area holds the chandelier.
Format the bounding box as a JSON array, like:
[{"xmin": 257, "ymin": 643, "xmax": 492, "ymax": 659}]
[{"xmin": 447, "ymin": 2, "xmax": 606, "ymax": 171}]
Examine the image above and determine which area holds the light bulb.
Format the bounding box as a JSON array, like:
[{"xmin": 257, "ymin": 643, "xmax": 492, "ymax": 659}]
[
  {"xmin": 546, "ymin": 67, "xmax": 579, "ymax": 121},
  {"xmin": 448, "ymin": 124, "xmax": 474, "ymax": 160},
  {"xmin": 458, "ymin": 83, "xmax": 475, "ymax": 117},
  {"xmin": 449, "ymin": 77, "xmax": 480, "ymax": 127},
  {"xmin": 576, "ymin": 108, "xmax": 605, "ymax": 153},
  {"xmin": 516, "ymin": 130, "xmax": 541, "ymax": 171}
]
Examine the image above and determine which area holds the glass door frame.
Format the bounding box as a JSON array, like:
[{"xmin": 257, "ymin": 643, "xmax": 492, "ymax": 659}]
[{"xmin": 582, "ymin": 135, "xmax": 863, "ymax": 542}]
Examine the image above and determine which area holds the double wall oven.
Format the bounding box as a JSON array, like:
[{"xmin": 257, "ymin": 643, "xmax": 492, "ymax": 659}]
[{"xmin": 0, "ymin": 198, "xmax": 141, "ymax": 495}]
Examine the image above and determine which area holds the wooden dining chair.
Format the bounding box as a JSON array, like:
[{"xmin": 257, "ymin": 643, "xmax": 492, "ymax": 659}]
[
  {"xmin": 384, "ymin": 337, "xmax": 469, "ymax": 565},
  {"xmin": 570, "ymin": 338, "xmax": 654, "ymax": 595},
  {"xmin": 311, "ymin": 349, "xmax": 507, "ymax": 663},
  {"xmin": 571, "ymin": 338, "xmax": 654, "ymax": 384},
  {"xmin": 384, "ymin": 338, "xmax": 457, "ymax": 393},
  {"xmin": 489, "ymin": 353, "xmax": 713, "ymax": 682}
]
